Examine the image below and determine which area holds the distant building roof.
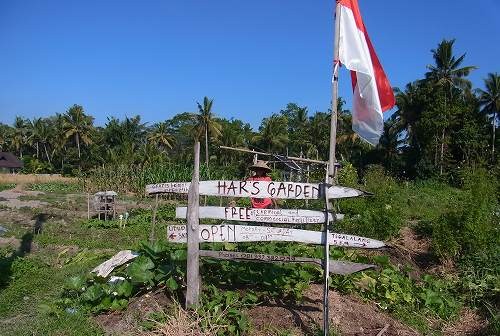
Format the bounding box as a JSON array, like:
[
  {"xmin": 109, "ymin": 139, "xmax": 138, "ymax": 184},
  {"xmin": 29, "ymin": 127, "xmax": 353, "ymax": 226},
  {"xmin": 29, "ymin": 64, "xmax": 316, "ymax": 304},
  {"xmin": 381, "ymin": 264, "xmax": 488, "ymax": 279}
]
[{"xmin": 0, "ymin": 152, "xmax": 23, "ymax": 169}]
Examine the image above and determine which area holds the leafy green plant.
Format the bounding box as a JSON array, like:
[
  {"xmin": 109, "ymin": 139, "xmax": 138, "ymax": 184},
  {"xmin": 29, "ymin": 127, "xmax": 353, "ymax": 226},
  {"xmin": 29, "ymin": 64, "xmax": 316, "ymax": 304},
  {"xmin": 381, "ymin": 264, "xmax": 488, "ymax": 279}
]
[
  {"xmin": 29, "ymin": 182, "xmax": 81, "ymax": 193},
  {"xmin": 198, "ymin": 285, "xmax": 257, "ymax": 336}
]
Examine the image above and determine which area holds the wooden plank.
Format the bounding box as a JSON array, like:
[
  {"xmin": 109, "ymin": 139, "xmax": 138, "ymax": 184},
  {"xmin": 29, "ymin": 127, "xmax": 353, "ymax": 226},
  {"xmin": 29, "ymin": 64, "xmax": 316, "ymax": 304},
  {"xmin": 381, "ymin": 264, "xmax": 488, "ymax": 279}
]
[
  {"xmin": 176, "ymin": 206, "xmax": 344, "ymax": 224},
  {"xmin": 147, "ymin": 180, "xmax": 367, "ymax": 200},
  {"xmin": 146, "ymin": 182, "xmax": 190, "ymax": 195},
  {"xmin": 199, "ymin": 250, "xmax": 374, "ymax": 275},
  {"xmin": 167, "ymin": 224, "xmax": 385, "ymax": 249},
  {"xmin": 185, "ymin": 142, "xmax": 200, "ymax": 308}
]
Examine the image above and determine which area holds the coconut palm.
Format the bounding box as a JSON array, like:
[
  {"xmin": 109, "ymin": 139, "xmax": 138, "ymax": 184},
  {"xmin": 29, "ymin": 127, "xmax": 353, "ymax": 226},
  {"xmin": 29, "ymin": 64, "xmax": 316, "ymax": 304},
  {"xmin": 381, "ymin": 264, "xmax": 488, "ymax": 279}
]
[
  {"xmin": 477, "ymin": 73, "xmax": 500, "ymax": 161},
  {"xmin": 392, "ymin": 82, "xmax": 421, "ymax": 144},
  {"xmin": 63, "ymin": 104, "xmax": 94, "ymax": 159},
  {"xmin": 27, "ymin": 118, "xmax": 43, "ymax": 159},
  {"xmin": 424, "ymin": 39, "xmax": 477, "ymax": 174},
  {"xmin": 195, "ymin": 97, "xmax": 222, "ymax": 175},
  {"xmin": 148, "ymin": 122, "xmax": 175, "ymax": 152},
  {"xmin": 252, "ymin": 114, "xmax": 288, "ymax": 152},
  {"xmin": 11, "ymin": 117, "xmax": 27, "ymax": 158}
]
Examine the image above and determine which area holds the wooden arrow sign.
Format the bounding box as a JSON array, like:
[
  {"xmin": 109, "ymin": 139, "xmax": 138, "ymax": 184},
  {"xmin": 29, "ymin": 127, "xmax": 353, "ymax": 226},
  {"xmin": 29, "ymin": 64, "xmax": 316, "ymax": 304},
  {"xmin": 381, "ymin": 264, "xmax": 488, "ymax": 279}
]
[
  {"xmin": 199, "ymin": 250, "xmax": 375, "ymax": 275},
  {"xmin": 167, "ymin": 224, "xmax": 385, "ymax": 249},
  {"xmin": 147, "ymin": 180, "xmax": 367, "ymax": 200},
  {"xmin": 176, "ymin": 206, "xmax": 345, "ymax": 224},
  {"xmin": 146, "ymin": 182, "xmax": 190, "ymax": 195}
]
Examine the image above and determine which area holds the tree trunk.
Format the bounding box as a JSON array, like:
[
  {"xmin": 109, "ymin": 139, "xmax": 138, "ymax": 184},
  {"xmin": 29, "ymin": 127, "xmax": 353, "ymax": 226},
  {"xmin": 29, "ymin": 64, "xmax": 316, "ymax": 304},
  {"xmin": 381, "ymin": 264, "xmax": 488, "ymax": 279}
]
[
  {"xmin": 204, "ymin": 127, "xmax": 209, "ymax": 176},
  {"xmin": 76, "ymin": 133, "xmax": 81, "ymax": 159},
  {"xmin": 440, "ymin": 127, "xmax": 445, "ymax": 176},
  {"xmin": 44, "ymin": 143, "xmax": 51, "ymax": 164},
  {"xmin": 492, "ymin": 111, "xmax": 497, "ymax": 161},
  {"xmin": 36, "ymin": 142, "xmax": 39, "ymax": 158}
]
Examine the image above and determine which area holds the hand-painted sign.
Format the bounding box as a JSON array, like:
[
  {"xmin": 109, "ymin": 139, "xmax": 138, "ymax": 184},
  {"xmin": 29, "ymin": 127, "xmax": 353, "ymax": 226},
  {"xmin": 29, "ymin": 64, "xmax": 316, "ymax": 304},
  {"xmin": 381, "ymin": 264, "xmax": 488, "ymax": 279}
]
[
  {"xmin": 147, "ymin": 180, "xmax": 367, "ymax": 199},
  {"xmin": 199, "ymin": 250, "xmax": 375, "ymax": 275},
  {"xmin": 176, "ymin": 206, "xmax": 344, "ymax": 224},
  {"xmin": 146, "ymin": 182, "xmax": 190, "ymax": 195},
  {"xmin": 167, "ymin": 224, "xmax": 385, "ymax": 248}
]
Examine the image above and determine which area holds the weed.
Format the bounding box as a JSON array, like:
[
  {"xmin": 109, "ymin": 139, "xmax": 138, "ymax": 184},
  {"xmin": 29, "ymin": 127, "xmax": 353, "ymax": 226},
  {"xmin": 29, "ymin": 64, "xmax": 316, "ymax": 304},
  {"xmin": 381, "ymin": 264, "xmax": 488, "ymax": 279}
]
[
  {"xmin": 28, "ymin": 182, "xmax": 81, "ymax": 193},
  {"xmin": 0, "ymin": 183, "xmax": 16, "ymax": 191}
]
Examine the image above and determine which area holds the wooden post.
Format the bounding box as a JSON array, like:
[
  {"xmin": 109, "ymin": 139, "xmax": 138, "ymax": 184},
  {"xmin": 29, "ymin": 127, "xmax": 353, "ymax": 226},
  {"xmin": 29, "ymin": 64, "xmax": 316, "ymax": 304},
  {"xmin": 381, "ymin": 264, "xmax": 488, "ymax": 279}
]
[
  {"xmin": 186, "ymin": 141, "xmax": 201, "ymax": 308},
  {"xmin": 324, "ymin": 3, "xmax": 341, "ymax": 335},
  {"xmin": 150, "ymin": 194, "xmax": 159, "ymax": 242},
  {"xmin": 87, "ymin": 192, "xmax": 90, "ymax": 219}
]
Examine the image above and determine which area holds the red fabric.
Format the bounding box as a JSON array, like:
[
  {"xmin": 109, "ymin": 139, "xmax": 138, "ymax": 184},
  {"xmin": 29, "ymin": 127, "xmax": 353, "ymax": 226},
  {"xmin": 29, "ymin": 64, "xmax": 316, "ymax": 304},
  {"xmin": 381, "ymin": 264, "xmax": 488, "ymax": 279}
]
[
  {"xmin": 247, "ymin": 176, "xmax": 273, "ymax": 209},
  {"xmin": 338, "ymin": 0, "xmax": 395, "ymax": 112}
]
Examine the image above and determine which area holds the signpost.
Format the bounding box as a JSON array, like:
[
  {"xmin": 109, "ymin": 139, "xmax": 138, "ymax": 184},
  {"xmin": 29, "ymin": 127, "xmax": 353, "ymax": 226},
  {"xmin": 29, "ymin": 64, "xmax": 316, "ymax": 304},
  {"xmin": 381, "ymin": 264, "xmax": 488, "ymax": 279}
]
[
  {"xmin": 146, "ymin": 180, "xmax": 368, "ymax": 200},
  {"xmin": 176, "ymin": 206, "xmax": 344, "ymax": 224},
  {"xmin": 167, "ymin": 224, "xmax": 385, "ymax": 248}
]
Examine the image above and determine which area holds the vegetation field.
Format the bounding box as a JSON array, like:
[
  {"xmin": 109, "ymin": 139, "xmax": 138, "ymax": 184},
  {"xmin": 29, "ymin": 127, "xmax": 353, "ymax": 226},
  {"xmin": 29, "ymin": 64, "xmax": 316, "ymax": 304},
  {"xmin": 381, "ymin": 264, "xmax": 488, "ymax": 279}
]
[{"xmin": 0, "ymin": 166, "xmax": 498, "ymax": 336}]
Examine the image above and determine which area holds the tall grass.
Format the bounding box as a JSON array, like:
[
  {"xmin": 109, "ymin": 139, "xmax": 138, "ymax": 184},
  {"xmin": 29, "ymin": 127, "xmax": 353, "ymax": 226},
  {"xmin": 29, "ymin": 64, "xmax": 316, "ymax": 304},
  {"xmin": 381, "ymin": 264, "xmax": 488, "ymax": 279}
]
[{"xmin": 82, "ymin": 163, "xmax": 240, "ymax": 194}]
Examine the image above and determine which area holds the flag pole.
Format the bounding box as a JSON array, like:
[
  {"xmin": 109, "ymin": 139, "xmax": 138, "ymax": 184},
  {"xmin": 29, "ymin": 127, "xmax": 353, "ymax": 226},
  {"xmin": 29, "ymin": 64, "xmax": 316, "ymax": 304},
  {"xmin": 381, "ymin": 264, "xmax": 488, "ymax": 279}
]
[{"xmin": 324, "ymin": 1, "xmax": 341, "ymax": 335}]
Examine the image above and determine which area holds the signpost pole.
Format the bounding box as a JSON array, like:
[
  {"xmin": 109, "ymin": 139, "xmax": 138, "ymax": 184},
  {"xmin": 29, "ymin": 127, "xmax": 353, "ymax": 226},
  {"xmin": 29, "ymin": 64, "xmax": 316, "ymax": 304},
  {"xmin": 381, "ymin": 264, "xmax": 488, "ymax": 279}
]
[
  {"xmin": 186, "ymin": 141, "xmax": 201, "ymax": 308},
  {"xmin": 324, "ymin": 2, "xmax": 342, "ymax": 335}
]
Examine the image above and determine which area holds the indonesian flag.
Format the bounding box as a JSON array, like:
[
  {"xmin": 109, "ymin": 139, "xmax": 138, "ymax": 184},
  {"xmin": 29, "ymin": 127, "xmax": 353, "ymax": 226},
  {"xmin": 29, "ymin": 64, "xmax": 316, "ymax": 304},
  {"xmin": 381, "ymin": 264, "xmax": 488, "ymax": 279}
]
[{"xmin": 337, "ymin": 0, "xmax": 395, "ymax": 145}]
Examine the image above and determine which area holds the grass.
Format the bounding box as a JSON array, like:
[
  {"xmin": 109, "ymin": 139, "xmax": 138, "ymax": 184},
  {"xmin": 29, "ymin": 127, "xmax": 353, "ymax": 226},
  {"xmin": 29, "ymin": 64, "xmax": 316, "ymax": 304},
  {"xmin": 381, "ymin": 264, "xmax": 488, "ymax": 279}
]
[
  {"xmin": 0, "ymin": 183, "xmax": 16, "ymax": 192},
  {"xmin": 0, "ymin": 173, "xmax": 75, "ymax": 185},
  {"xmin": 0, "ymin": 248, "xmax": 104, "ymax": 335}
]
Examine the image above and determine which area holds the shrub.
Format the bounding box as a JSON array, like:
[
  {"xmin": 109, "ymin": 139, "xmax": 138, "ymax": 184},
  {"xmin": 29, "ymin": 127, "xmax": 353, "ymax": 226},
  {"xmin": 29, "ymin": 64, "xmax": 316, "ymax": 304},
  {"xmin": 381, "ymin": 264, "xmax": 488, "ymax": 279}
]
[
  {"xmin": 431, "ymin": 168, "xmax": 499, "ymax": 259},
  {"xmin": 337, "ymin": 165, "xmax": 403, "ymax": 240}
]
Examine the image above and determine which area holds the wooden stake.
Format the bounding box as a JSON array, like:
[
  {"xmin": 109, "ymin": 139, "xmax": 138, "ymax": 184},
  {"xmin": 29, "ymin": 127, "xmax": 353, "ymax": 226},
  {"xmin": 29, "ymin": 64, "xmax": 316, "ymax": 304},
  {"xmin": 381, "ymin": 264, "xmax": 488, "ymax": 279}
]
[
  {"xmin": 324, "ymin": 3, "xmax": 342, "ymax": 335},
  {"xmin": 87, "ymin": 192, "xmax": 90, "ymax": 220},
  {"xmin": 150, "ymin": 194, "xmax": 159, "ymax": 242},
  {"xmin": 186, "ymin": 141, "xmax": 201, "ymax": 308}
]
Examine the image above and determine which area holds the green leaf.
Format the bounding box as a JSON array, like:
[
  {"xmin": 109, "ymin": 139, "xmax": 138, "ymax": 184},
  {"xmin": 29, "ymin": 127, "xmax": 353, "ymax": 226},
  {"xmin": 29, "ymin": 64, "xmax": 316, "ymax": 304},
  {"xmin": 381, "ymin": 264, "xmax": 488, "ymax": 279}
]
[
  {"xmin": 116, "ymin": 280, "xmax": 133, "ymax": 297},
  {"xmin": 127, "ymin": 256, "xmax": 155, "ymax": 284},
  {"xmin": 65, "ymin": 276, "xmax": 85, "ymax": 291},
  {"xmin": 82, "ymin": 284, "xmax": 104, "ymax": 302},
  {"xmin": 99, "ymin": 296, "xmax": 112, "ymax": 310},
  {"xmin": 165, "ymin": 277, "xmax": 179, "ymax": 291},
  {"xmin": 110, "ymin": 298, "xmax": 128, "ymax": 311},
  {"xmin": 170, "ymin": 249, "xmax": 187, "ymax": 261}
]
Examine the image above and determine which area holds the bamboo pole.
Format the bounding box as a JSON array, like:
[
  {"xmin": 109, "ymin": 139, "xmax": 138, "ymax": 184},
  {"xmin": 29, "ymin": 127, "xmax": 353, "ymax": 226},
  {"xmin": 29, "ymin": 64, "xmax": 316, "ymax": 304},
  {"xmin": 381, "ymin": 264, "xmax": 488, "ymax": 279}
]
[
  {"xmin": 219, "ymin": 146, "xmax": 327, "ymax": 165},
  {"xmin": 324, "ymin": 2, "xmax": 342, "ymax": 335},
  {"xmin": 186, "ymin": 141, "xmax": 201, "ymax": 308}
]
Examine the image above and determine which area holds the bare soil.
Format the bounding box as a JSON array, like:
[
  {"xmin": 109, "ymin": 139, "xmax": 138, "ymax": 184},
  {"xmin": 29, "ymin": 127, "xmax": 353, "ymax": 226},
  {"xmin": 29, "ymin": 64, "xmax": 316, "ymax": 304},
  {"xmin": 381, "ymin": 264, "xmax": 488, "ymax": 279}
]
[
  {"xmin": 248, "ymin": 284, "xmax": 419, "ymax": 336},
  {"xmin": 0, "ymin": 188, "xmax": 47, "ymax": 209}
]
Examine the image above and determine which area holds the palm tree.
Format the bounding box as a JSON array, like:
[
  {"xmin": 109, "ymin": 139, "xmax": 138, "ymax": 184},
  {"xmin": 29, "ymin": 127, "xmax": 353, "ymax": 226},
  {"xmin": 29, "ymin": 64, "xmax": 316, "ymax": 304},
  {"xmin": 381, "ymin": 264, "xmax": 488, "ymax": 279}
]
[
  {"xmin": 477, "ymin": 73, "xmax": 500, "ymax": 161},
  {"xmin": 424, "ymin": 39, "xmax": 477, "ymax": 174},
  {"xmin": 195, "ymin": 97, "xmax": 222, "ymax": 176},
  {"xmin": 393, "ymin": 82, "xmax": 421, "ymax": 145},
  {"xmin": 63, "ymin": 104, "xmax": 94, "ymax": 159},
  {"xmin": 252, "ymin": 114, "xmax": 288, "ymax": 152},
  {"xmin": 11, "ymin": 117, "xmax": 27, "ymax": 158},
  {"xmin": 378, "ymin": 120, "xmax": 403, "ymax": 172},
  {"xmin": 52, "ymin": 113, "xmax": 68, "ymax": 170},
  {"xmin": 27, "ymin": 118, "xmax": 43, "ymax": 159},
  {"xmin": 148, "ymin": 122, "xmax": 175, "ymax": 152}
]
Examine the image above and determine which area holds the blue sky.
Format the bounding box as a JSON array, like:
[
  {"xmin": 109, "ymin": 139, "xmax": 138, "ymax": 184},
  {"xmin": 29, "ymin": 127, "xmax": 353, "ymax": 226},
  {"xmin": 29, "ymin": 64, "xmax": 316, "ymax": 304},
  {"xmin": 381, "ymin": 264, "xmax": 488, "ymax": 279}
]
[{"xmin": 0, "ymin": 0, "xmax": 499, "ymax": 129}]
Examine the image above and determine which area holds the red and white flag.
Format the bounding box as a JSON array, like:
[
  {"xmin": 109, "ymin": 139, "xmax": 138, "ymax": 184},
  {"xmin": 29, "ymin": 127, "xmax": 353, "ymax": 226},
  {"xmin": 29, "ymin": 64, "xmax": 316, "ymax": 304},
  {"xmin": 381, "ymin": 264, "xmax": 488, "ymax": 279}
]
[{"xmin": 337, "ymin": 0, "xmax": 395, "ymax": 145}]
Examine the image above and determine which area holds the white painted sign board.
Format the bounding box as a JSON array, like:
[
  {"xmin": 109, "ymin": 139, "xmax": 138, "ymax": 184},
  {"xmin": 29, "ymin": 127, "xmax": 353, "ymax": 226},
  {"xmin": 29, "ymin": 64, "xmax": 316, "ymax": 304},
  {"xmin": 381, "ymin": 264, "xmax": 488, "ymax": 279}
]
[
  {"xmin": 199, "ymin": 250, "xmax": 375, "ymax": 275},
  {"xmin": 176, "ymin": 206, "xmax": 344, "ymax": 224},
  {"xmin": 146, "ymin": 180, "xmax": 367, "ymax": 200},
  {"xmin": 167, "ymin": 224, "xmax": 385, "ymax": 249}
]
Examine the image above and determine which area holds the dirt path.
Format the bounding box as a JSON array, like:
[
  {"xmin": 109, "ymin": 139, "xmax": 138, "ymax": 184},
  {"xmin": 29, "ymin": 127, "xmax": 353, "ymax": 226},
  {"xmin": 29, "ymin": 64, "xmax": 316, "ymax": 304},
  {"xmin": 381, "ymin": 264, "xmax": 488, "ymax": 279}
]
[{"xmin": 0, "ymin": 187, "xmax": 47, "ymax": 209}]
